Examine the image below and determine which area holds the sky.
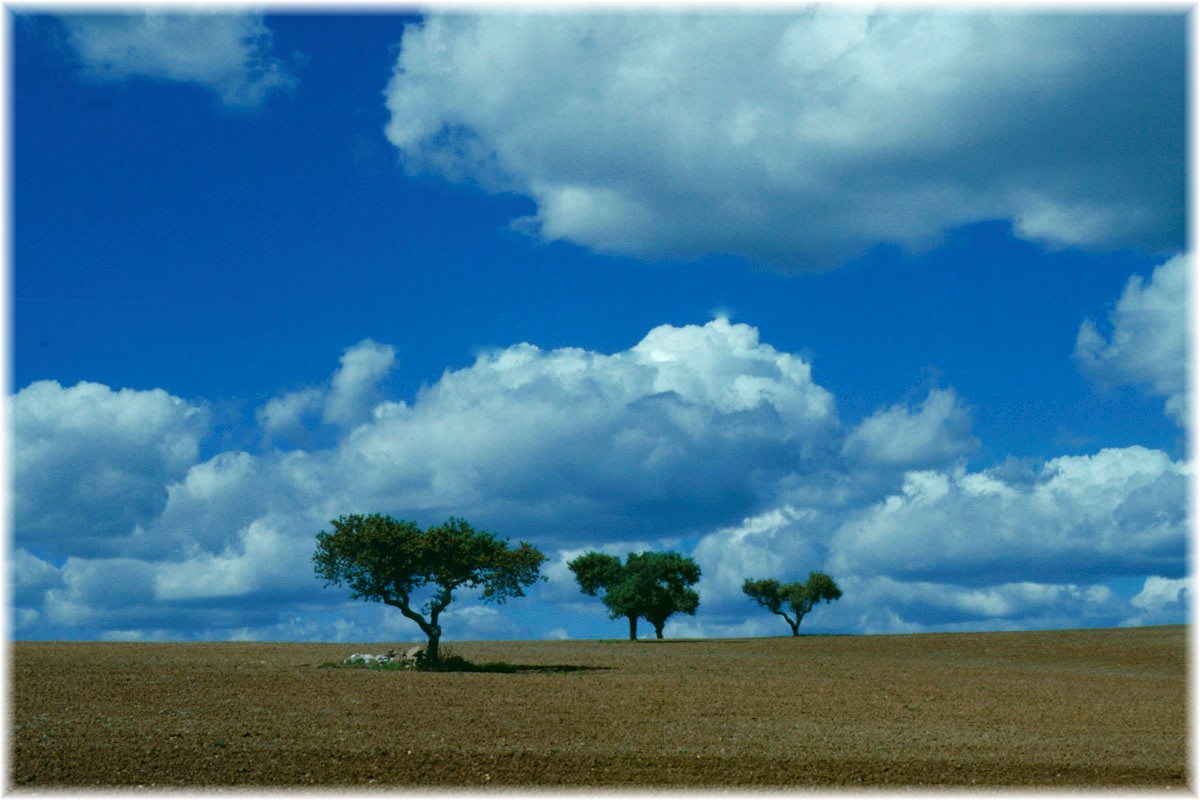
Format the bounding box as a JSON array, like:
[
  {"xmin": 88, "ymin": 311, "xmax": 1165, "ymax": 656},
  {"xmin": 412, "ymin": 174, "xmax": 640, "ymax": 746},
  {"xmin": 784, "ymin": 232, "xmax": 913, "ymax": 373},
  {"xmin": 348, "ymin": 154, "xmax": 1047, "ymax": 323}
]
[{"xmin": 9, "ymin": 8, "xmax": 1190, "ymax": 644}]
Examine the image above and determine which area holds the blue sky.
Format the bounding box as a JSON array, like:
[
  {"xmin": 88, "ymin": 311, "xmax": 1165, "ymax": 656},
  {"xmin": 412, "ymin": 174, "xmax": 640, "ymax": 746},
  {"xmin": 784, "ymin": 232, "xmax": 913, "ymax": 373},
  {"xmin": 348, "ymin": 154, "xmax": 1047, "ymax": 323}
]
[{"xmin": 10, "ymin": 9, "xmax": 1189, "ymax": 643}]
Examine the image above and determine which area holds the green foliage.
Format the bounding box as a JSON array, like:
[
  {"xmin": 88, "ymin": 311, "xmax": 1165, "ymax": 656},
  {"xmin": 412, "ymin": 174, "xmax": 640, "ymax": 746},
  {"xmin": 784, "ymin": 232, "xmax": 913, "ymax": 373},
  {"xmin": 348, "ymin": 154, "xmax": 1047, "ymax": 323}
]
[
  {"xmin": 568, "ymin": 552, "xmax": 624, "ymax": 596},
  {"xmin": 568, "ymin": 550, "xmax": 701, "ymax": 640},
  {"xmin": 313, "ymin": 513, "xmax": 546, "ymax": 660},
  {"xmin": 743, "ymin": 572, "xmax": 842, "ymax": 635}
]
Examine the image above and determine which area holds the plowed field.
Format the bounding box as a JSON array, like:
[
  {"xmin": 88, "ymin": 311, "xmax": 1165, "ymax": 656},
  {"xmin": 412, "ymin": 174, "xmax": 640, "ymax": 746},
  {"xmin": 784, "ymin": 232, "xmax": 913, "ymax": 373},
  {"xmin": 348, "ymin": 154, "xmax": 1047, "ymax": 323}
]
[{"xmin": 10, "ymin": 625, "xmax": 1188, "ymax": 789}]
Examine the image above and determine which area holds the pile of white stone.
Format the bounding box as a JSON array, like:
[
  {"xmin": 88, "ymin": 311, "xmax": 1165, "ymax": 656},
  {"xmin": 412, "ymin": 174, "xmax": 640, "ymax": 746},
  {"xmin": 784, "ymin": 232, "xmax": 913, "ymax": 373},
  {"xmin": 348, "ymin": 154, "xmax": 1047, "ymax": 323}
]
[{"xmin": 343, "ymin": 645, "xmax": 425, "ymax": 668}]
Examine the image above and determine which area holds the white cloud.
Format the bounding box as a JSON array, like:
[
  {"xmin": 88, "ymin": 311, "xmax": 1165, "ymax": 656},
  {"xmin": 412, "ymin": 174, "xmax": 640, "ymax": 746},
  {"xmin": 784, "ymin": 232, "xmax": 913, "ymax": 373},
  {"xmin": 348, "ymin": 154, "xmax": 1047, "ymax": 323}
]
[
  {"xmin": 828, "ymin": 446, "xmax": 1188, "ymax": 586},
  {"xmin": 1075, "ymin": 254, "xmax": 1188, "ymax": 426},
  {"xmin": 844, "ymin": 576, "xmax": 1130, "ymax": 634},
  {"xmin": 13, "ymin": 380, "xmax": 209, "ymax": 559},
  {"xmin": 324, "ymin": 339, "xmax": 397, "ymax": 428},
  {"xmin": 683, "ymin": 444, "xmax": 1187, "ymax": 636},
  {"xmin": 841, "ymin": 388, "xmax": 978, "ymax": 468},
  {"xmin": 680, "ymin": 572, "xmax": 1139, "ymax": 638},
  {"xmin": 13, "ymin": 549, "xmax": 63, "ymax": 628},
  {"xmin": 42, "ymin": 557, "xmax": 160, "ymax": 628},
  {"xmin": 61, "ymin": 12, "xmax": 297, "ymax": 107},
  {"xmin": 153, "ymin": 519, "xmax": 311, "ymax": 602},
  {"xmin": 691, "ymin": 506, "xmax": 826, "ymax": 615},
  {"xmin": 441, "ymin": 605, "xmax": 518, "ymax": 641},
  {"xmin": 14, "ymin": 320, "xmax": 841, "ymax": 640},
  {"xmin": 334, "ymin": 318, "xmax": 839, "ymax": 541},
  {"xmin": 13, "ymin": 548, "xmax": 61, "ymax": 597},
  {"xmin": 257, "ymin": 388, "xmax": 323, "ymax": 441},
  {"xmin": 12, "ymin": 319, "xmax": 1188, "ymax": 641},
  {"xmin": 384, "ymin": 13, "xmax": 1183, "ymax": 269},
  {"xmin": 257, "ymin": 339, "xmax": 397, "ymax": 442},
  {"xmin": 1130, "ymin": 575, "xmax": 1189, "ymax": 613},
  {"xmin": 1125, "ymin": 576, "xmax": 1189, "ymax": 627}
]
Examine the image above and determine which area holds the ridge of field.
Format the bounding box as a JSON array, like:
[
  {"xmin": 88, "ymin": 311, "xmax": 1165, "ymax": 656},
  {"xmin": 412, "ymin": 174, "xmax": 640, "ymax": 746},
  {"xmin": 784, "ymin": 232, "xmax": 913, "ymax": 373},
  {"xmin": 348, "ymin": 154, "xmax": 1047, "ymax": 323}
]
[{"xmin": 11, "ymin": 625, "xmax": 1187, "ymax": 788}]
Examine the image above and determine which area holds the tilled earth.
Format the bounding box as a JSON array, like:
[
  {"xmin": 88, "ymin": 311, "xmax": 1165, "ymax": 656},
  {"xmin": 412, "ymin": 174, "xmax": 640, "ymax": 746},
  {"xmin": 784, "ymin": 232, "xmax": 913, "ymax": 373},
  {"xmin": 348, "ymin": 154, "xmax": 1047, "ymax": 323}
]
[{"xmin": 10, "ymin": 625, "xmax": 1187, "ymax": 789}]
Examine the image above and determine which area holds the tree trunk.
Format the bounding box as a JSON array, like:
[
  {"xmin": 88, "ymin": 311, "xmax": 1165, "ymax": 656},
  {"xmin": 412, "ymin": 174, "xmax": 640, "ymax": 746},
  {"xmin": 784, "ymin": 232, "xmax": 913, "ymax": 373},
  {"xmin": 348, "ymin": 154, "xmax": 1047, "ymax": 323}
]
[
  {"xmin": 425, "ymin": 606, "xmax": 444, "ymax": 664},
  {"xmin": 627, "ymin": 614, "xmax": 638, "ymax": 641},
  {"xmin": 653, "ymin": 623, "xmax": 665, "ymax": 639},
  {"xmin": 789, "ymin": 621, "xmax": 801, "ymax": 636},
  {"xmin": 385, "ymin": 596, "xmax": 441, "ymax": 662}
]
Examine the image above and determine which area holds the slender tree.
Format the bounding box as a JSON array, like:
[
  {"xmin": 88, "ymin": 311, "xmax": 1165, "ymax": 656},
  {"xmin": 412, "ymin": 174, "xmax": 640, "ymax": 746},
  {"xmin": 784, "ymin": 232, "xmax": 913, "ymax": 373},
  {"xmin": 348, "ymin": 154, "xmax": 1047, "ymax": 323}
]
[
  {"xmin": 313, "ymin": 514, "xmax": 545, "ymax": 661},
  {"xmin": 743, "ymin": 572, "xmax": 842, "ymax": 636},
  {"xmin": 569, "ymin": 550, "xmax": 701, "ymax": 640}
]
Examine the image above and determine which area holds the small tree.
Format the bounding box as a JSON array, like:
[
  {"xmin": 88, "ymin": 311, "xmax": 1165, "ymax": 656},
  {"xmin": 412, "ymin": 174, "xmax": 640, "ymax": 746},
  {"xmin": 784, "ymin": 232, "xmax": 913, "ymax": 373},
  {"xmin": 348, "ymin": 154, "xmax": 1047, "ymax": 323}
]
[
  {"xmin": 743, "ymin": 572, "xmax": 842, "ymax": 636},
  {"xmin": 569, "ymin": 550, "xmax": 701, "ymax": 640},
  {"xmin": 313, "ymin": 514, "xmax": 545, "ymax": 662}
]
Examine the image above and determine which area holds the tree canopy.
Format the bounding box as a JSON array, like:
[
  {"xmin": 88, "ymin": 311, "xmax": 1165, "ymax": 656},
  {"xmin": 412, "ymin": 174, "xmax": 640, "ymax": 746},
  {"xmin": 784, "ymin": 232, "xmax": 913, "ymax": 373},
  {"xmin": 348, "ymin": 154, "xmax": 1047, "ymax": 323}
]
[
  {"xmin": 313, "ymin": 514, "xmax": 545, "ymax": 661},
  {"xmin": 568, "ymin": 550, "xmax": 701, "ymax": 640},
  {"xmin": 743, "ymin": 572, "xmax": 842, "ymax": 636}
]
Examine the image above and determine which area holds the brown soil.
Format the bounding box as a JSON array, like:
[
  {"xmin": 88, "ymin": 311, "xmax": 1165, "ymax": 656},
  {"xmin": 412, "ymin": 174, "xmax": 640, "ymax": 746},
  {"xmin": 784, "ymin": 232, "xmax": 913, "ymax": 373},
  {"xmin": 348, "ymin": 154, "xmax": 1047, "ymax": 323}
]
[{"xmin": 10, "ymin": 625, "xmax": 1188, "ymax": 789}]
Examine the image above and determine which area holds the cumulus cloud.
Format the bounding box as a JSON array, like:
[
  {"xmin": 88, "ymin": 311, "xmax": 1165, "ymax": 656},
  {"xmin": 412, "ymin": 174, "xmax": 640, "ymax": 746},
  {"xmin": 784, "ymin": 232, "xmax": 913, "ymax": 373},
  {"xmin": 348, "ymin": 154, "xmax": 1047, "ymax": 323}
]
[
  {"xmin": 672, "ymin": 574, "xmax": 1135, "ymax": 639},
  {"xmin": 841, "ymin": 388, "xmax": 978, "ymax": 468},
  {"xmin": 152, "ymin": 520, "xmax": 313, "ymax": 603},
  {"xmin": 324, "ymin": 340, "xmax": 397, "ymax": 428},
  {"xmin": 1126, "ymin": 576, "xmax": 1189, "ymax": 626},
  {"xmin": 334, "ymin": 319, "xmax": 838, "ymax": 542},
  {"xmin": 257, "ymin": 388, "xmax": 323, "ymax": 441},
  {"xmin": 682, "ymin": 440, "xmax": 1186, "ymax": 637},
  {"xmin": 384, "ymin": 12, "xmax": 1183, "ymax": 269},
  {"xmin": 13, "ymin": 549, "xmax": 60, "ymax": 599},
  {"xmin": 1075, "ymin": 254, "xmax": 1188, "ymax": 426},
  {"xmin": 828, "ymin": 446, "xmax": 1188, "ymax": 586},
  {"xmin": 14, "ymin": 320, "xmax": 840, "ymax": 640},
  {"xmin": 13, "ymin": 380, "xmax": 209, "ymax": 560},
  {"xmin": 258, "ymin": 340, "xmax": 397, "ymax": 443},
  {"xmin": 11, "ymin": 320, "xmax": 1188, "ymax": 641},
  {"xmin": 43, "ymin": 557, "xmax": 161, "ymax": 630},
  {"xmin": 843, "ymin": 576, "xmax": 1131, "ymax": 635},
  {"xmin": 61, "ymin": 12, "xmax": 298, "ymax": 106},
  {"xmin": 13, "ymin": 549, "xmax": 62, "ymax": 634},
  {"xmin": 691, "ymin": 506, "xmax": 826, "ymax": 613}
]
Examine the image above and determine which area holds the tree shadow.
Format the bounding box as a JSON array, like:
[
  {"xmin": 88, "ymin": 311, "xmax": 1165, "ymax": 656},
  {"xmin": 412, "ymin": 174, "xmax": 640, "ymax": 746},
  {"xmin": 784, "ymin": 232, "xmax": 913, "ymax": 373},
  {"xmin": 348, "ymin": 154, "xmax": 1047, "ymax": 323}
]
[{"xmin": 419, "ymin": 656, "xmax": 611, "ymax": 674}]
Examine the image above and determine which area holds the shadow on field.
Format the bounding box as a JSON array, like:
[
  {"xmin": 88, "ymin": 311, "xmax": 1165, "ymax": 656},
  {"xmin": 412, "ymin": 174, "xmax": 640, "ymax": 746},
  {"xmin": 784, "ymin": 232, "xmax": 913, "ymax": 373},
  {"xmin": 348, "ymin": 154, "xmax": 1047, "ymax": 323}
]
[
  {"xmin": 320, "ymin": 656, "xmax": 610, "ymax": 674},
  {"xmin": 638, "ymin": 639, "xmax": 746, "ymax": 644},
  {"xmin": 421, "ymin": 658, "xmax": 610, "ymax": 674},
  {"xmin": 628, "ymin": 635, "xmax": 850, "ymax": 644}
]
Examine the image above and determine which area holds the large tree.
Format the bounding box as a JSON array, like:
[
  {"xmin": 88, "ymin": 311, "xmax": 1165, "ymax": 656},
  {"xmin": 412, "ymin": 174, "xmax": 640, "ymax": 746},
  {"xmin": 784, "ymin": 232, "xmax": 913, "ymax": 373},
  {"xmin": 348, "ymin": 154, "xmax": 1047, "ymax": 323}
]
[
  {"xmin": 313, "ymin": 514, "xmax": 545, "ymax": 661},
  {"xmin": 743, "ymin": 572, "xmax": 842, "ymax": 636},
  {"xmin": 569, "ymin": 550, "xmax": 701, "ymax": 640}
]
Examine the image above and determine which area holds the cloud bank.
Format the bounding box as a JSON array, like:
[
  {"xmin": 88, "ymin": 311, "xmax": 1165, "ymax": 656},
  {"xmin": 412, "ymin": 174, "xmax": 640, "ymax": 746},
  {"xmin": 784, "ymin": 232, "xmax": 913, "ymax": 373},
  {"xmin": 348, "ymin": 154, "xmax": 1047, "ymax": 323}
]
[
  {"xmin": 61, "ymin": 12, "xmax": 298, "ymax": 106},
  {"xmin": 384, "ymin": 12, "xmax": 1184, "ymax": 270},
  {"xmin": 12, "ymin": 300, "xmax": 1187, "ymax": 642}
]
